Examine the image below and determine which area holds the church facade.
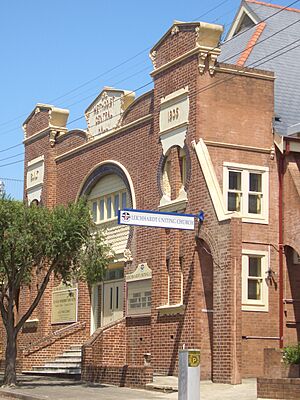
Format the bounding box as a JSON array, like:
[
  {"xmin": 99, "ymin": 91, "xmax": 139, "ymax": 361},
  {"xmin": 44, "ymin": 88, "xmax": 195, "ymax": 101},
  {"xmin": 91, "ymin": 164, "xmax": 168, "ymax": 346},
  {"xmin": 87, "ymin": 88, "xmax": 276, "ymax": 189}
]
[{"xmin": 17, "ymin": 9, "xmax": 300, "ymax": 386}]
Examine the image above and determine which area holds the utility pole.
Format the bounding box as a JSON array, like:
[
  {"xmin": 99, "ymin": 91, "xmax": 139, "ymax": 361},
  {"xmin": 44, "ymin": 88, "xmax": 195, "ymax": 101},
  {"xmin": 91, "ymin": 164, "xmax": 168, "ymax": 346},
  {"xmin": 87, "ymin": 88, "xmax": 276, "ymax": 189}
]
[{"xmin": 0, "ymin": 180, "xmax": 5, "ymax": 197}]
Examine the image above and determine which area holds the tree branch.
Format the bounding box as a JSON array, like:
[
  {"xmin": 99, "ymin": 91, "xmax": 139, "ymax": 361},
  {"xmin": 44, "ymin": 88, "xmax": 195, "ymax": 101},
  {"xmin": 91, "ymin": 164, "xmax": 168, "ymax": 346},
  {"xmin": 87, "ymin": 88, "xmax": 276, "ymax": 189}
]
[
  {"xmin": 0, "ymin": 291, "xmax": 8, "ymax": 325},
  {"xmin": 15, "ymin": 260, "xmax": 56, "ymax": 334}
]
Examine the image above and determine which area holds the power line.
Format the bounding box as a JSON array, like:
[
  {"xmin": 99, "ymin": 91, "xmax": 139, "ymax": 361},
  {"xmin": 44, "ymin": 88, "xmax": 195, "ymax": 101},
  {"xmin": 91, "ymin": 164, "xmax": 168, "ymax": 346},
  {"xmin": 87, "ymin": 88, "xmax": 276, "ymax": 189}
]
[
  {"xmin": 0, "ymin": 0, "xmax": 268, "ymax": 134},
  {"xmin": 221, "ymin": 14, "xmax": 300, "ymax": 64},
  {"xmin": 0, "ymin": 152, "xmax": 24, "ymax": 162},
  {"xmin": 67, "ymin": 81, "xmax": 153, "ymax": 126},
  {"xmin": 192, "ymin": 0, "xmax": 231, "ymax": 21},
  {"xmin": 0, "ymin": 143, "xmax": 23, "ymax": 154},
  {"xmin": 0, "ymin": 0, "xmax": 299, "ymax": 155},
  {"xmin": 1, "ymin": 36, "xmax": 299, "ymax": 164},
  {"xmin": 63, "ymin": 65, "xmax": 152, "ymax": 110},
  {"xmin": 0, "ymin": 177, "xmax": 23, "ymax": 182},
  {"xmin": 195, "ymin": 37, "xmax": 300, "ymax": 96},
  {"xmin": 0, "ymin": 160, "xmax": 24, "ymax": 168}
]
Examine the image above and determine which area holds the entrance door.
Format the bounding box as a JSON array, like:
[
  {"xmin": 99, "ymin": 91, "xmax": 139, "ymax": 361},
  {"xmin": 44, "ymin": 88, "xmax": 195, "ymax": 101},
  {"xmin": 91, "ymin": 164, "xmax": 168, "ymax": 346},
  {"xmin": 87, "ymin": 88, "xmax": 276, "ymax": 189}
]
[{"xmin": 102, "ymin": 280, "xmax": 124, "ymax": 326}]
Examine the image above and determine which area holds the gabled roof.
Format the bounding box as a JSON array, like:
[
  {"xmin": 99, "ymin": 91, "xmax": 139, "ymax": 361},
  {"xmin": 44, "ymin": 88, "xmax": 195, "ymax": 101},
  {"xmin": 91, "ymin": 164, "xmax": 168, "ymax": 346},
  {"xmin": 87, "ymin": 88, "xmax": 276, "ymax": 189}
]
[{"xmin": 219, "ymin": 0, "xmax": 300, "ymax": 135}]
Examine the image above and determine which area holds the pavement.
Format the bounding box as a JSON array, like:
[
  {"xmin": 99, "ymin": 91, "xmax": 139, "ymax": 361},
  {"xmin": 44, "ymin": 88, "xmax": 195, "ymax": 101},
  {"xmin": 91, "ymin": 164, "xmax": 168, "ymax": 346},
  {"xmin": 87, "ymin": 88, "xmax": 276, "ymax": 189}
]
[{"xmin": 0, "ymin": 375, "xmax": 258, "ymax": 400}]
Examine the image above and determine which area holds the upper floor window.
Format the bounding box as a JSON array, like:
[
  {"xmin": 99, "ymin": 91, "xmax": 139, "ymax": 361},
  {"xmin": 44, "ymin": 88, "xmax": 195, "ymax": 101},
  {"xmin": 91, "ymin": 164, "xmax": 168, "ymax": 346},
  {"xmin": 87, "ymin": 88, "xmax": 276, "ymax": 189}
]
[
  {"xmin": 223, "ymin": 162, "xmax": 269, "ymax": 224},
  {"xmin": 89, "ymin": 190, "xmax": 127, "ymax": 224},
  {"xmin": 87, "ymin": 173, "xmax": 129, "ymax": 224}
]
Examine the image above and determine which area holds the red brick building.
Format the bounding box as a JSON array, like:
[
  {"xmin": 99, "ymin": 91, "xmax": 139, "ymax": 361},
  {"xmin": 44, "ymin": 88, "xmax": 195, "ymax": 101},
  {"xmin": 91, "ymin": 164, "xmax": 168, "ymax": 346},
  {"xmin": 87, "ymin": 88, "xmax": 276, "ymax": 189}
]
[{"xmin": 16, "ymin": 2, "xmax": 300, "ymax": 387}]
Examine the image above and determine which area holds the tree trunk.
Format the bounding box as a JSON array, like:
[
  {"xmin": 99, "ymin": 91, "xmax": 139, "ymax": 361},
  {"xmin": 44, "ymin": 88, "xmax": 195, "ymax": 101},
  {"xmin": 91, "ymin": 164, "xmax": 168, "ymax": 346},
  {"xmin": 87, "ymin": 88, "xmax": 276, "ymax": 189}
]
[{"xmin": 3, "ymin": 322, "xmax": 17, "ymax": 386}]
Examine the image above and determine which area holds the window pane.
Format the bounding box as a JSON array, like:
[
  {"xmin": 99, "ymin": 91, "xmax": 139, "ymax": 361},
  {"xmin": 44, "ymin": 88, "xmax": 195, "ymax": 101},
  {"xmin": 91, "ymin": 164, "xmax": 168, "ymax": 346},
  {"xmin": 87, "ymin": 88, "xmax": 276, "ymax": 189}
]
[
  {"xmin": 110, "ymin": 287, "xmax": 113, "ymax": 310},
  {"xmin": 249, "ymin": 257, "xmax": 261, "ymax": 277},
  {"xmin": 179, "ymin": 152, "xmax": 186, "ymax": 186},
  {"xmin": 122, "ymin": 192, "xmax": 127, "ymax": 209},
  {"xmin": 116, "ymin": 286, "xmax": 119, "ymax": 309},
  {"xmin": 248, "ymin": 194, "xmax": 261, "ymax": 214},
  {"xmin": 248, "ymin": 279, "xmax": 261, "ymax": 300},
  {"xmin": 99, "ymin": 199, "xmax": 105, "ymax": 220},
  {"xmin": 249, "ymin": 173, "xmax": 262, "ymax": 192},
  {"xmin": 163, "ymin": 159, "xmax": 172, "ymax": 197},
  {"xmin": 107, "ymin": 197, "xmax": 112, "ymax": 219},
  {"xmin": 92, "ymin": 202, "xmax": 97, "ymax": 222},
  {"xmin": 228, "ymin": 192, "xmax": 241, "ymax": 212},
  {"xmin": 229, "ymin": 171, "xmax": 241, "ymax": 190},
  {"xmin": 114, "ymin": 194, "xmax": 119, "ymax": 217}
]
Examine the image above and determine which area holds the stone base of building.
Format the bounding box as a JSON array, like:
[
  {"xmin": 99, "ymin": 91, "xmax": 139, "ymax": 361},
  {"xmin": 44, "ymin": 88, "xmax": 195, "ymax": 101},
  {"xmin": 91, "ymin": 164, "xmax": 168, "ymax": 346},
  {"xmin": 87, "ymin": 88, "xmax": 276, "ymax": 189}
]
[
  {"xmin": 257, "ymin": 378, "xmax": 300, "ymax": 399},
  {"xmin": 82, "ymin": 365, "xmax": 153, "ymax": 388}
]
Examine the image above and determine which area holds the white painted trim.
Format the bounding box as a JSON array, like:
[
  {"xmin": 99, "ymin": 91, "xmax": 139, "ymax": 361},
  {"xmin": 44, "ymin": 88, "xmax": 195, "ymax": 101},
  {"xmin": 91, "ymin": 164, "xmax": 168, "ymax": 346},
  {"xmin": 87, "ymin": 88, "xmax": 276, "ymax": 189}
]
[
  {"xmin": 274, "ymin": 134, "xmax": 284, "ymax": 153},
  {"xmin": 150, "ymin": 46, "xmax": 220, "ymax": 77},
  {"xmin": 223, "ymin": 161, "xmax": 269, "ymax": 172},
  {"xmin": 223, "ymin": 162, "xmax": 269, "ymax": 224},
  {"xmin": 161, "ymin": 86, "xmax": 189, "ymax": 104},
  {"xmin": 242, "ymin": 249, "xmax": 269, "ymax": 312},
  {"xmin": 27, "ymin": 155, "xmax": 44, "ymax": 167},
  {"xmin": 226, "ymin": 4, "xmax": 259, "ymax": 41},
  {"xmin": 214, "ymin": 66, "xmax": 275, "ymax": 81},
  {"xmin": 205, "ymin": 140, "xmax": 271, "ymax": 154},
  {"xmin": 293, "ymin": 250, "xmax": 300, "ymax": 264},
  {"xmin": 157, "ymin": 303, "xmax": 185, "ymax": 315},
  {"xmin": 76, "ymin": 160, "xmax": 136, "ymax": 209},
  {"xmin": 90, "ymin": 284, "xmax": 98, "ymax": 335},
  {"xmin": 192, "ymin": 139, "xmax": 232, "ymax": 222}
]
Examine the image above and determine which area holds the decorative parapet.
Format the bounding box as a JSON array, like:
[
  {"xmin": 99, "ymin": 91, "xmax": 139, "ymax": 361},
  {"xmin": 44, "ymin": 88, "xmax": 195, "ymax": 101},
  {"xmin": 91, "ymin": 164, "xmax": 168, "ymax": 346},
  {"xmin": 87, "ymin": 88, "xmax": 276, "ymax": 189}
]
[
  {"xmin": 195, "ymin": 22, "xmax": 223, "ymax": 75},
  {"xmin": 23, "ymin": 103, "xmax": 69, "ymax": 143},
  {"xmin": 149, "ymin": 20, "xmax": 223, "ymax": 76},
  {"xmin": 84, "ymin": 87, "xmax": 135, "ymax": 138}
]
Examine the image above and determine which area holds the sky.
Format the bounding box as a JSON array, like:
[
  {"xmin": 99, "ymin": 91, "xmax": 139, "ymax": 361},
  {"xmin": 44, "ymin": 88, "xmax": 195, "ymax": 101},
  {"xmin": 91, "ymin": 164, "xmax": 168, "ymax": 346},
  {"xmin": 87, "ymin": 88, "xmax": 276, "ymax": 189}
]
[{"xmin": 0, "ymin": 0, "xmax": 296, "ymax": 198}]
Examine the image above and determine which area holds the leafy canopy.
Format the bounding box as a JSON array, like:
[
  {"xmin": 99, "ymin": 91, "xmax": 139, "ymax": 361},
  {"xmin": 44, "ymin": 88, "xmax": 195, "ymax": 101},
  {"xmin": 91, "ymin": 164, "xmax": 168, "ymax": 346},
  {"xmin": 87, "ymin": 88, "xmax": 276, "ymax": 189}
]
[{"xmin": 0, "ymin": 197, "xmax": 112, "ymax": 291}]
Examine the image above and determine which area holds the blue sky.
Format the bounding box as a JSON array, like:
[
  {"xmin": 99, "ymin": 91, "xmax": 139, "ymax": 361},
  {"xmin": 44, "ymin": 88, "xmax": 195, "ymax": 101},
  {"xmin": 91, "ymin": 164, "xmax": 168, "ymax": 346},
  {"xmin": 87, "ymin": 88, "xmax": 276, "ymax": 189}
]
[{"xmin": 0, "ymin": 0, "xmax": 296, "ymax": 197}]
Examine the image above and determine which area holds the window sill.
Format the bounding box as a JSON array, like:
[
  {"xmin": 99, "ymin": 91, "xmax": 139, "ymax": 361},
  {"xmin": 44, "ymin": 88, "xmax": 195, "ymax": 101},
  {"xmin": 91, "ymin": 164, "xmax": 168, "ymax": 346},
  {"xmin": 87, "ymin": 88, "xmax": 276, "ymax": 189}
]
[
  {"xmin": 157, "ymin": 303, "xmax": 185, "ymax": 315},
  {"xmin": 242, "ymin": 303, "xmax": 268, "ymax": 312},
  {"xmin": 126, "ymin": 313, "xmax": 151, "ymax": 318},
  {"xmin": 94, "ymin": 217, "xmax": 118, "ymax": 225},
  {"xmin": 242, "ymin": 216, "xmax": 268, "ymax": 225},
  {"xmin": 24, "ymin": 318, "xmax": 39, "ymax": 326}
]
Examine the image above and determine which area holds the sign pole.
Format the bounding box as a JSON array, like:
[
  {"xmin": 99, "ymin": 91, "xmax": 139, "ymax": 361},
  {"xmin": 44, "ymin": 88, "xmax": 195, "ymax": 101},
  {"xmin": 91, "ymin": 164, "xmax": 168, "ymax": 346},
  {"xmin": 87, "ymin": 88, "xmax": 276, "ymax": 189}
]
[{"xmin": 178, "ymin": 349, "xmax": 201, "ymax": 400}]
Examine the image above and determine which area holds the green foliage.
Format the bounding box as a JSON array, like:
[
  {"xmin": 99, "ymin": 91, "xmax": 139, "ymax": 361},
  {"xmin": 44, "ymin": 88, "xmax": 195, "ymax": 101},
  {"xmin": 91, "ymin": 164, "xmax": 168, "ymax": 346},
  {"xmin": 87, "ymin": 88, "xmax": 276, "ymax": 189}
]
[
  {"xmin": 0, "ymin": 196, "xmax": 113, "ymax": 385},
  {"xmin": 0, "ymin": 196, "xmax": 113, "ymax": 313},
  {"xmin": 283, "ymin": 344, "xmax": 300, "ymax": 365}
]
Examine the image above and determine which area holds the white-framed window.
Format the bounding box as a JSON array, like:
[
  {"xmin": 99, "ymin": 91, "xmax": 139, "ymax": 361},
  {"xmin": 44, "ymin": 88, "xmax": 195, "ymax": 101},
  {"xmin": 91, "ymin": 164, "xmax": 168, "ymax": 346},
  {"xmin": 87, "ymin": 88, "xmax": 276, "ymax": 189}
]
[
  {"xmin": 242, "ymin": 249, "xmax": 269, "ymax": 312},
  {"xmin": 89, "ymin": 190, "xmax": 127, "ymax": 224},
  {"xmin": 293, "ymin": 250, "xmax": 300, "ymax": 264},
  {"xmin": 223, "ymin": 162, "xmax": 269, "ymax": 224},
  {"xmin": 127, "ymin": 279, "xmax": 151, "ymax": 316}
]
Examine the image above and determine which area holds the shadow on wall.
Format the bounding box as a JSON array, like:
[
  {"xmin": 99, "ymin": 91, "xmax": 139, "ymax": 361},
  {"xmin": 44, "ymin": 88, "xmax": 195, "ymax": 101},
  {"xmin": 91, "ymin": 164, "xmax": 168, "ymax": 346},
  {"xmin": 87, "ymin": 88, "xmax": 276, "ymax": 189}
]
[{"xmin": 285, "ymin": 246, "xmax": 300, "ymax": 343}]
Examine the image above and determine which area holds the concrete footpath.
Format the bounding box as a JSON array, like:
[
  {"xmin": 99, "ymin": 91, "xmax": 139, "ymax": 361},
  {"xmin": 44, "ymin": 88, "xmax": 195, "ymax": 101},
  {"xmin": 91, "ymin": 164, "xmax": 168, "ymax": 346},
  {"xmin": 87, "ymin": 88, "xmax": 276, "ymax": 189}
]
[{"xmin": 0, "ymin": 376, "xmax": 258, "ymax": 400}]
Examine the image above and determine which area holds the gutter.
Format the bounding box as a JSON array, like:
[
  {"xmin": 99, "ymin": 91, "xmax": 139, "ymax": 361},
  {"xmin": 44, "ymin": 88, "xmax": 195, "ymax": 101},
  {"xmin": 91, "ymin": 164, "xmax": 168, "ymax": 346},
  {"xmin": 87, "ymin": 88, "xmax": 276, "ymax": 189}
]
[
  {"xmin": 278, "ymin": 139, "xmax": 291, "ymax": 349},
  {"xmin": 278, "ymin": 151, "xmax": 284, "ymax": 349}
]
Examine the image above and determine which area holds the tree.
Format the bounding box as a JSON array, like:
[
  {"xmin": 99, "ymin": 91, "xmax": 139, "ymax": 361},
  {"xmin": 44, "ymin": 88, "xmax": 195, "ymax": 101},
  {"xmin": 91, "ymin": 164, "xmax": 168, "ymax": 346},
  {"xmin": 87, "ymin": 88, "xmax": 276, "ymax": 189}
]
[{"xmin": 0, "ymin": 197, "xmax": 112, "ymax": 386}]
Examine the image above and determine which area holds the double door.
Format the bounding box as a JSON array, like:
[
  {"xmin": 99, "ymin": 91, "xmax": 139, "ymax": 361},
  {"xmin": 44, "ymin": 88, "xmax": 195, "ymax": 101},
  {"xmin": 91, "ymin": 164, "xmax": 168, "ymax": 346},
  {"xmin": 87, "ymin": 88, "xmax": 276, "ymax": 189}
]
[{"xmin": 102, "ymin": 280, "xmax": 124, "ymax": 326}]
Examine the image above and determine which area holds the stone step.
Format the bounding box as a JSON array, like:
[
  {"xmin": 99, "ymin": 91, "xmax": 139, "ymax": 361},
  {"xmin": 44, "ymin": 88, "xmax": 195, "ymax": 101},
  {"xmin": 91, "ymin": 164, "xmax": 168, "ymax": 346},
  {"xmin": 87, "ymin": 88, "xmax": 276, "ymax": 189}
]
[
  {"xmin": 55, "ymin": 357, "xmax": 82, "ymax": 363},
  {"xmin": 44, "ymin": 362, "xmax": 81, "ymax": 368},
  {"xmin": 22, "ymin": 344, "xmax": 82, "ymax": 378},
  {"xmin": 69, "ymin": 344, "xmax": 82, "ymax": 350},
  {"xmin": 62, "ymin": 350, "xmax": 82, "ymax": 357},
  {"xmin": 32, "ymin": 366, "xmax": 81, "ymax": 374},
  {"xmin": 146, "ymin": 376, "xmax": 178, "ymax": 393}
]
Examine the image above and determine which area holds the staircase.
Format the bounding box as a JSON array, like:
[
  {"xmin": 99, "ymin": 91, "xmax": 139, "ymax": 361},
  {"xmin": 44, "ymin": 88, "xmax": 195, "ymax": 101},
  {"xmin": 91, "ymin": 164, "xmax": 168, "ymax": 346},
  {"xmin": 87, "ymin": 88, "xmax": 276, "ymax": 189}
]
[{"xmin": 23, "ymin": 344, "xmax": 82, "ymax": 379}]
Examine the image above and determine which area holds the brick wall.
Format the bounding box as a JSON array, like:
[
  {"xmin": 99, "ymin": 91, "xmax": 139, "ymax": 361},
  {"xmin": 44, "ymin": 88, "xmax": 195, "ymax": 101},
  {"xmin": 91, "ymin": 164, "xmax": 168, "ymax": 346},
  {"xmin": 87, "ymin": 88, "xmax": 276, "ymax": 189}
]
[
  {"xmin": 19, "ymin": 19, "xmax": 281, "ymax": 386},
  {"xmin": 257, "ymin": 378, "xmax": 300, "ymax": 399},
  {"xmin": 22, "ymin": 322, "xmax": 86, "ymax": 371}
]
